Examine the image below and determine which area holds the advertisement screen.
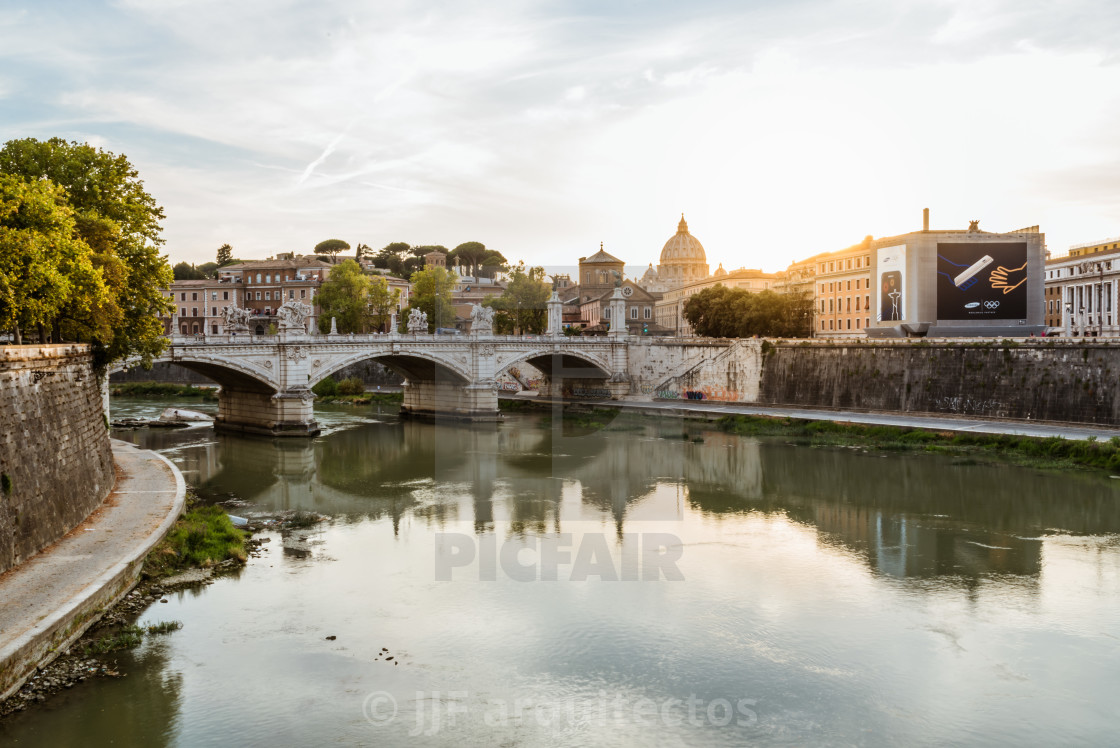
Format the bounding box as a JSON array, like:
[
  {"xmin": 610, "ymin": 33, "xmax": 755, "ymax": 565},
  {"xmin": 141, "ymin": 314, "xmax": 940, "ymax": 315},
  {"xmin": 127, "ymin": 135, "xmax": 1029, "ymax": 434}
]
[
  {"xmin": 936, "ymin": 242, "xmax": 1027, "ymax": 320},
  {"xmin": 877, "ymin": 245, "xmax": 906, "ymax": 322}
]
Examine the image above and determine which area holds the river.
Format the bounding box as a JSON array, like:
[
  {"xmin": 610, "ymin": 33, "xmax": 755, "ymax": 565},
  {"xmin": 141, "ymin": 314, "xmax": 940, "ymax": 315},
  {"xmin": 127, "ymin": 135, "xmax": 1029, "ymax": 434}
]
[{"xmin": 3, "ymin": 398, "xmax": 1119, "ymax": 746}]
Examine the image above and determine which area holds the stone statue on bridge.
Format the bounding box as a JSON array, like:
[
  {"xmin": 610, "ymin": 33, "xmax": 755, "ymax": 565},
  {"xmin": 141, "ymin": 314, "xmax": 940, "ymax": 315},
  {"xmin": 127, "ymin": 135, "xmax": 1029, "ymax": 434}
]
[
  {"xmin": 220, "ymin": 305, "xmax": 252, "ymax": 332},
  {"xmin": 470, "ymin": 303, "xmax": 494, "ymax": 334},
  {"xmin": 406, "ymin": 308, "xmax": 428, "ymax": 334},
  {"xmin": 277, "ymin": 300, "xmax": 313, "ymax": 331}
]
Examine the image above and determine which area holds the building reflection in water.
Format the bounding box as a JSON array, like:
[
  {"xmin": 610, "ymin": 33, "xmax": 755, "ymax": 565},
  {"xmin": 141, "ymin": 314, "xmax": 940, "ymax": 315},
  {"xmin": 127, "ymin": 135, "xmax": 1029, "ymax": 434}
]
[{"xmin": 119, "ymin": 409, "xmax": 1120, "ymax": 584}]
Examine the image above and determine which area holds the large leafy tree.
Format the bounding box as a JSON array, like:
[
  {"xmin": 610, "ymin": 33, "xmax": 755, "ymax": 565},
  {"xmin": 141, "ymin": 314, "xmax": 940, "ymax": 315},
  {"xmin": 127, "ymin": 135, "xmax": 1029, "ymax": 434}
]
[
  {"xmin": 479, "ymin": 249, "xmax": 508, "ymax": 279},
  {"xmin": 484, "ymin": 262, "xmax": 549, "ymax": 334},
  {"xmin": 683, "ymin": 286, "xmax": 813, "ymax": 338},
  {"xmin": 216, "ymin": 243, "xmax": 233, "ymax": 266},
  {"xmin": 407, "ymin": 266, "xmax": 456, "ymax": 332},
  {"xmin": 0, "ymin": 137, "xmax": 173, "ymax": 368},
  {"xmin": 448, "ymin": 241, "xmax": 488, "ymax": 277},
  {"xmin": 316, "ymin": 259, "xmax": 371, "ymax": 333},
  {"xmin": 314, "ymin": 238, "xmax": 350, "ymax": 259},
  {"xmin": 173, "ymin": 261, "xmax": 207, "ymax": 280},
  {"xmin": 367, "ymin": 275, "xmax": 401, "ymax": 333},
  {"xmin": 0, "ymin": 174, "xmax": 110, "ymax": 344},
  {"xmin": 372, "ymin": 242, "xmax": 424, "ymax": 278}
]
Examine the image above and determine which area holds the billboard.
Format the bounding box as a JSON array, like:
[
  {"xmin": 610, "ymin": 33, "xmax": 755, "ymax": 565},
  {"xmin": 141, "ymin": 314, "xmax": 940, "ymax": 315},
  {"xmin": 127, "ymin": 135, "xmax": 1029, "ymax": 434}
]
[
  {"xmin": 877, "ymin": 245, "xmax": 906, "ymax": 322},
  {"xmin": 936, "ymin": 243, "xmax": 1027, "ymax": 320}
]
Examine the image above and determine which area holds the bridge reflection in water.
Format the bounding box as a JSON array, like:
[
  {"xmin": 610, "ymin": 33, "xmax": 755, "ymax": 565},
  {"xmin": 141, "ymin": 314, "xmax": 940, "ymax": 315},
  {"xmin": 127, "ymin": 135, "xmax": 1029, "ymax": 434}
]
[{"xmin": 118, "ymin": 405, "xmax": 1120, "ymax": 584}]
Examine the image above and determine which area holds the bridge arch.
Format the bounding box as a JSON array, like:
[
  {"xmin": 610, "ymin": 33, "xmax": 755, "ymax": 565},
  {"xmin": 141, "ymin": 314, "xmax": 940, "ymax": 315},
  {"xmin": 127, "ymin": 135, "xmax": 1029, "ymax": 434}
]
[
  {"xmin": 112, "ymin": 354, "xmax": 279, "ymax": 394},
  {"xmin": 495, "ymin": 348, "xmax": 613, "ymax": 382},
  {"xmin": 309, "ymin": 349, "xmax": 471, "ymax": 387}
]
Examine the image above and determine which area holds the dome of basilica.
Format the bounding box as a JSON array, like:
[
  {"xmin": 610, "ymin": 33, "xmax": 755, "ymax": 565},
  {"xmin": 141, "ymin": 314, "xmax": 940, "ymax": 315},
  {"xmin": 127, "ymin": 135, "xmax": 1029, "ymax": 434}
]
[{"xmin": 657, "ymin": 215, "xmax": 709, "ymax": 285}]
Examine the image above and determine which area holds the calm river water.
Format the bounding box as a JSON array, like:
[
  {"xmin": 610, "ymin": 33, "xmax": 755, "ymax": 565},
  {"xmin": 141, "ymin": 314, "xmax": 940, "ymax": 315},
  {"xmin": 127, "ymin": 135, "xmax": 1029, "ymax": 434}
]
[{"xmin": 3, "ymin": 399, "xmax": 1120, "ymax": 746}]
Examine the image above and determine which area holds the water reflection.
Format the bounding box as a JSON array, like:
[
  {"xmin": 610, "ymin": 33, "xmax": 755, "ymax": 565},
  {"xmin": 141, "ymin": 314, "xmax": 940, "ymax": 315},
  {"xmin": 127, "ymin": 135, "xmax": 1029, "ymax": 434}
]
[
  {"xmin": 115, "ymin": 405, "xmax": 1120, "ymax": 585},
  {"xmin": 8, "ymin": 400, "xmax": 1117, "ymax": 747}
]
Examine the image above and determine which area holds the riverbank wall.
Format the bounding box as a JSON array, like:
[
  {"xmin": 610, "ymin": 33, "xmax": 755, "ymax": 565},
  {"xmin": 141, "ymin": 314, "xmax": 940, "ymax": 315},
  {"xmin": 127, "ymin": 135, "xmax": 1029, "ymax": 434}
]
[
  {"xmin": 0, "ymin": 345, "xmax": 114, "ymax": 575},
  {"xmin": 632, "ymin": 338, "xmax": 1120, "ymax": 427}
]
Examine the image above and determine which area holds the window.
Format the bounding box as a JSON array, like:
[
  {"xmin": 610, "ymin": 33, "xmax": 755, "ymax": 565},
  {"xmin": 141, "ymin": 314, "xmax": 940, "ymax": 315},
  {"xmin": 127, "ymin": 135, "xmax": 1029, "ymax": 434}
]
[
  {"xmin": 191, "ymin": 308, "xmax": 198, "ymax": 317},
  {"xmin": 847, "ymin": 319, "xmax": 851, "ymax": 329},
  {"xmin": 265, "ymin": 292, "xmax": 271, "ymax": 301},
  {"xmin": 266, "ymin": 274, "xmax": 271, "ymax": 283},
  {"xmin": 846, "ymin": 259, "xmax": 852, "ymax": 270},
  {"xmin": 300, "ymin": 290, "xmax": 306, "ymax": 299},
  {"xmin": 223, "ymin": 291, "xmax": 229, "ymax": 300},
  {"xmin": 180, "ymin": 307, "xmax": 186, "ymax": 316},
  {"xmin": 829, "ymin": 262, "xmax": 834, "ymax": 272},
  {"xmin": 181, "ymin": 325, "xmax": 188, "ymax": 334},
  {"xmin": 855, "ymin": 279, "xmax": 860, "ymax": 290},
  {"xmin": 830, "ymin": 319, "xmax": 835, "ymax": 330},
  {"xmin": 820, "ymin": 300, "xmax": 825, "ymax": 313},
  {"xmin": 604, "ymin": 307, "xmax": 610, "ymax": 319},
  {"xmin": 246, "ymin": 275, "xmax": 251, "ymax": 285},
  {"xmin": 865, "ymin": 295, "xmax": 869, "ymax": 310},
  {"xmin": 256, "ymin": 292, "xmax": 261, "ymax": 300},
  {"xmin": 192, "ymin": 323, "xmax": 199, "ymax": 334},
  {"xmin": 256, "ymin": 273, "xmax": 262, "ymax": 283},
  {"xmin": 855, "ymin": 297, "xmax": 861, "ymax": 311},
  {"xmin": 211, "ymin": 307, "xmax": 217, "ymax": 316},
  {"xmin": 829, "ymin": 299, "xmax": 834, "ymax": 313},
  {"xmin": 644, "ymin": 307, "xmax": 651, "ymax": 319},
  {"xmin": 829, "ymin": 282, "xmax": 834, "ymax": 292},
  {"xmin": 847, "ymin": 281, "xmax": 851, "ymax": 291},
  {"xmin": 180, "ymin": 292, "xmax": 186, "ymax": 301},
  {"xmin": 212, "ymin": 324, "xmax": 218, "ymax": 334},
  {"xmin": 289, "ymin": 290, "xmax": 294, "ymax": 300},
  {"xmin": 846, "ymin": 297, "xmax": 851, "ymax": 312},
  {"xmin": 265, "ymin": 307, "xmax": 271, "ymax": 315}
]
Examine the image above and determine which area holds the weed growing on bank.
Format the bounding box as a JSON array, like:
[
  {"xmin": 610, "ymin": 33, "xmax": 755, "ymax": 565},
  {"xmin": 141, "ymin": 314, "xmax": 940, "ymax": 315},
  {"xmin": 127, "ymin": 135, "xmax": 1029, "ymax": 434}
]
[
  {"xmin": 715, "ymin": 415, "xmax": 1120, "ymax": 472},
  {"xmin": 79, "ymin": 621, "xmax": 184, "ymax": 657},
  {"xmin": 143, "ymin": 502, "xmax": 247, "ymax": 578},
  {"xmin": 109, "ymin": 382, "xmax": 218, "ymax": 400}
]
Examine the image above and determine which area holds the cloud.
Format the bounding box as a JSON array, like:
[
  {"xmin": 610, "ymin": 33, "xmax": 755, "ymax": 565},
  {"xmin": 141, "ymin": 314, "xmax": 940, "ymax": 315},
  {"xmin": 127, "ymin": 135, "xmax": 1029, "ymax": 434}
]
[{"xmin": 4, "ymin": 0, "xmax": 1120, "ymax": 264}]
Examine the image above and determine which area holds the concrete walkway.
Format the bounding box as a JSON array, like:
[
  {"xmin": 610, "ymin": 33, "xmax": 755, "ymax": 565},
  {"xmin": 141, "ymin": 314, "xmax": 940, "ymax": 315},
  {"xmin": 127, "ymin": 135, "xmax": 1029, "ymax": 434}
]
[
  {"xmin": 0, "ymin": 440, "xmax": 185, "ymax": 700},
  {"xmin": 515, "ymin": 396, "xmax": 1120, "ymax": 441}
]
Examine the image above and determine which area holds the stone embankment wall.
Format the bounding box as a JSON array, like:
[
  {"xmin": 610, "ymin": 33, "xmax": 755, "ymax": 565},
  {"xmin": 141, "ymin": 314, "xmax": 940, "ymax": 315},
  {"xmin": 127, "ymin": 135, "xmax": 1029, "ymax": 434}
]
[
  {"xmin": 758, "ymin": 339, "xmax": 1120, "ymax": 425},
  {"xmin": 0, "ymin": 345, "xmax": 114, "ymax": 574},
  {"xmin": 640, "ymin": 338, "xmax": 1120, "ymax": 426}
]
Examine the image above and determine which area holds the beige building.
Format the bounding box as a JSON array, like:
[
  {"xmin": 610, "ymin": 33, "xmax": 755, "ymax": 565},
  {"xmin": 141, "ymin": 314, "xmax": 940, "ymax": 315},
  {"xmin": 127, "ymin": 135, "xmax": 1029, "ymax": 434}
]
[
  {"xmin": 1044, "ymin": 237, "xmax": 1120, "ymax": 336},
  {"xmin": 637, "ymin": 215, "xmax": 710, "ymax": 294},
  {"xmin": 813, "ymin": 240, "xmax": 874, "ymax": 338}
]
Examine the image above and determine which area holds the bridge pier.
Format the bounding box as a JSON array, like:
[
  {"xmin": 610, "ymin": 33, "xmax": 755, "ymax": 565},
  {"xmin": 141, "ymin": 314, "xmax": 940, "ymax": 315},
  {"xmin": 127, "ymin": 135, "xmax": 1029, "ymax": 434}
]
[
  {"xmin": 216, "ymin": 387, "xmax": 320, "ymax": 437},
  {"xmin": 400, "ymin": 379, "xmax": 500, "ymax": 421}
]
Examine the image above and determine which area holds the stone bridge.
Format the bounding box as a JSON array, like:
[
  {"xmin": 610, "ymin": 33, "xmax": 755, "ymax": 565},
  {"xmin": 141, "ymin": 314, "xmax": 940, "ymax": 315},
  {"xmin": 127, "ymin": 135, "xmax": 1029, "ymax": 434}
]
[{"xmin": 109, "ymin": 324, "xmax": 762, "ymax": 436}]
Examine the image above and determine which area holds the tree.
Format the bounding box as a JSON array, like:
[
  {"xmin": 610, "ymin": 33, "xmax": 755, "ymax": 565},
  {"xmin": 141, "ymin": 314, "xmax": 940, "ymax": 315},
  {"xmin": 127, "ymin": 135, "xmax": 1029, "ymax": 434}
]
[
  {"xmin": 0, "ymin": 137, "xmax": 173, "ymax": 367},
  {"xmin": 217, "ymin": 243, "xmax": 233, "ymax": 266},
  {"xmin": 479, "ymin": 249, "xmax": 508, "ymax": 279},
  {"xmin": 316, "ymin": 259, "xmax": 371, "ymax": 334},
  {"xmin": 407, "ymin": 266, "xmax": 456, "ymax": 332},
  {"xmin": 196, "ymin": 261, "xmax": 218, "ymax": 279},
  {"xmin": 448, "ymin": 241, "xmax": 488, "ymax": 278},
  {"xmin": 355, "ymin": 243, "xmax": 372, "ymax": 262},
  {"xmin": 373, "ymin": 242, "xmax": 422, "ymax": 277},
  {"xmin": 0, "ymin": 174, "xmax": 110, "ymax": 344},
  {"xmin": 314, "ymin": 238, "xmax": 350, "ymax": 260},
  {"xmin": 683, "ymin": 286, "xmax": 813, "ymax": 338},
  {"xmin": 367, "ymin": 275, "xmax": 400, "ymax": 333},
  {"xmin": 173, "ymin": 261, "xmax": 206, "ymax": 280},
  {"xmin": 484, "ymin": 262, "xmax": 549, "ymax": 334}
]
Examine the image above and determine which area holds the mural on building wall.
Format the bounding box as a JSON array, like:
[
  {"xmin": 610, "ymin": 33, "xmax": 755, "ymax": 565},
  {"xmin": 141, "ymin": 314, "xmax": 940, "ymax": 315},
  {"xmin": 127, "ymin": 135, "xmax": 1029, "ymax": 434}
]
[
  {"xmin": 936, "ymin": 242, "xmax": 1028, "ymax": 320},
  {"xmin": 877, "ymin": 245, "xmax": 906, "ymax": 322}
]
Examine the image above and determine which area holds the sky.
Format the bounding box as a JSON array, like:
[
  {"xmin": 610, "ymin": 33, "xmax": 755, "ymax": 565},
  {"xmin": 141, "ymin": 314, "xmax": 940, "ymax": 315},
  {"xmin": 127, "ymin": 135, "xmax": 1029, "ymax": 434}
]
[{"xmin": 4, "ymin": 0, "xmax": 1120, "ymax": 273}]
